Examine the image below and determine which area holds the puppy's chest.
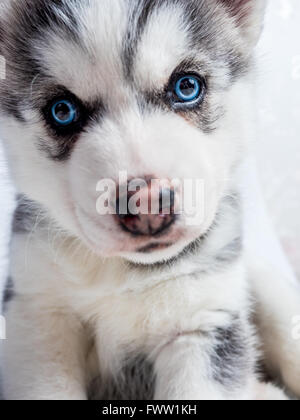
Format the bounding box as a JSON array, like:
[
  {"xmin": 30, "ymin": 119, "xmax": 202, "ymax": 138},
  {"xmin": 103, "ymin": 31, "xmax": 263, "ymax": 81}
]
[
  {"xmin": 77, "ymin": 280, "xmax": 204, "ymax": 348},
  {"xmin": 71, "ymin": 268, "xmax": 241, "ymax": 354}
]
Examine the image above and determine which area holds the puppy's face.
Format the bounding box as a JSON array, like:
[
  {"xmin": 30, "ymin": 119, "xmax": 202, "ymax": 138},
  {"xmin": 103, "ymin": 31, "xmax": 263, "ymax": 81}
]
[{"xmin": 0, "ymin": 0, "xmax": 265, "ymax": 263}]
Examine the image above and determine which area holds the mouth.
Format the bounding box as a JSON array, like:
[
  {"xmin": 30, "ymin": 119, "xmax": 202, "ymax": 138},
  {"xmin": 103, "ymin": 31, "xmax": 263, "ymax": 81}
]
[{"xmin": 136, "ymin": 242, "xmax": 175, "ymax": 254}]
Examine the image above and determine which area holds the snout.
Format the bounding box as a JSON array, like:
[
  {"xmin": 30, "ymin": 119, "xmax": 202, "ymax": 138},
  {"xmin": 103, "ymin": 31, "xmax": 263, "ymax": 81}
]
[{"xmin": 116, "ymin": 179, "xmax": 176, "ymax": 237}]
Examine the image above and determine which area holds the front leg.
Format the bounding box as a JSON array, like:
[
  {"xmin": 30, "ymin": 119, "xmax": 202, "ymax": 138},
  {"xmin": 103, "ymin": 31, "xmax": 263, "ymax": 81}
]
[
  {"xmin": 154, "ymin": 317, "xmax": 258, "ymax": 400},
  {"xmin": 2, "ymin": 296, "xmax": 87, "ymax": 400}
]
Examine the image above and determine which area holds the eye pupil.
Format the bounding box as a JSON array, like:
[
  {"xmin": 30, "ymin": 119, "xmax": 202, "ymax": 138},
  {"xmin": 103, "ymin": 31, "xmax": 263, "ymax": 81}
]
[
  {"xmin": 55, "ymin": 103, "xmax": 71, "ymax": 121},
  {"xmin": 51, "ymin": 100, "xmax": 76, "ymax": 125},
  {"xmin": 174, "ymin": 75, "xmax": 202, "ymax": 103},
  {"xmin": 180, "ymin": 78, "xmax": 196, "ymax": 96}
]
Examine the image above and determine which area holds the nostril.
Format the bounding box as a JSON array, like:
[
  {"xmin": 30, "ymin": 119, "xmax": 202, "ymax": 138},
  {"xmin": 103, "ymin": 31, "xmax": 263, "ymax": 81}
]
[
  {"xmin": 116, "ymin": 195, "xmax": 132, "ymax": 218},
  {"xmin": 116, "ymin": 197, "xmax": 125, "ymax": 218},
  {"xmin": 159, "ymin": 188, "xmax": 175, "ymax": 213}
]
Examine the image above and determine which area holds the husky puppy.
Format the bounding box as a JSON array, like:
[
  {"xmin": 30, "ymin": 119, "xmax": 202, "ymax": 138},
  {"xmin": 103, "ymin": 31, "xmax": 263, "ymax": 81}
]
[{"xmin": 0, "ymin": 0, "xmax": 299, "ymax": 400}]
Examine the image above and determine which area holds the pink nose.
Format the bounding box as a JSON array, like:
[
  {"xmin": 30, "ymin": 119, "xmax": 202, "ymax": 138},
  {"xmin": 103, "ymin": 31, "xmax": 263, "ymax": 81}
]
[{"xmin": 116, "ymin": 180, "xmax": 176, "ymax": 237}]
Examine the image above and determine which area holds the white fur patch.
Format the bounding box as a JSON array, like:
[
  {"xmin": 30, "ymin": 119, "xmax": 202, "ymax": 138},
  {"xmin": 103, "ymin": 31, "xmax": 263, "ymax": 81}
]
[{"xmin": 133, "ymin": 3, "xmax": 189, "ymax": 89}]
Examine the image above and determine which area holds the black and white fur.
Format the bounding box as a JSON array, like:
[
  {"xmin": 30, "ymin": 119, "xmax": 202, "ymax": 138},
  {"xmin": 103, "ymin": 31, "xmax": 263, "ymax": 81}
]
[{"xmin": 0, "ymin": 0, "xmax": 298, "ymax": 400}]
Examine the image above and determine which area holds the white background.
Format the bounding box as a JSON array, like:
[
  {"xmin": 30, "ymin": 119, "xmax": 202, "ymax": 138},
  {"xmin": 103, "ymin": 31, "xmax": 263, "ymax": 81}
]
[
  {"xmin": 256, "ymin": 0, "xmax": 300, "ymax": 276},
  {"xmin": 0, "ymin": 0, "xmax": 300, "ymax": 300}
]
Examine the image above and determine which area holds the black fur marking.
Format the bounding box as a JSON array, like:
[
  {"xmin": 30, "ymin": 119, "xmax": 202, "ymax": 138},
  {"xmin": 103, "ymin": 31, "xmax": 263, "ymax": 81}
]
[
  {"xmin": 0, "ymin": 0, "xmax": 85, "ymax": 159},
  {"xmin": 0, "ymin": 0, "xmax": 81, "ymax": 114},
  {"xmin": 88, "ymin": 354, "xmax": 155, "ymax": 401},
  {"xmin": 2, "ymin": 277, "xmax": 15, "ymax": 310},
  {"xmin": 0, "ymin": 0, "xmax": 255, "ymax": 157},
  {"xmin": 150, "ymin": 233, "xmax": 242, "ymax": 272},
  {"xmin": 141, "ymin": 62, "xmax": 222, "ymax": 134},
  {"xmin": 0, "ymin": 94, "xmax": 25, "ymax": 122},
  {"xmin": 179, "ymin": 0, "xmax": 250, "ymax": 82},
  {"xmin": 123, "ymin": 0, "xmax": 161, "ymax": 81},
  {"xmin": 39, "ymin": 87, "xmax": 106, "ymax": 161},
  {"xmin": 13, "ymin": 195, "xmax": 47, "ymax": 234},
  {"xmin": 137, "ymin": 242, "xmax": 174, "ymax": 254},
  {"xmin": 122, "ymin": 0, "xmax": 250, "ymax": 133},
  {"xmin": 215, "ymin": 237, "xmax": 242, "ymax": 264},
  {"xmin": 124, "ymin": 0, "xmax": 250, "ymax": 83},
  {"xmin": 210, "ymin": 317, "xmax": 254, "ymax": 388}
]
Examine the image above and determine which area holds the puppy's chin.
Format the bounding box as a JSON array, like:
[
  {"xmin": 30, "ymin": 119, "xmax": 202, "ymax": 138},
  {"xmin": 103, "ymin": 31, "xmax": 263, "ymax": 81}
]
[
  {"xmin": 77, "ymin": 229, "xmax": 197, "ymax": 265},
  {"xmin": 75, "ymin": 218, "xmax": 202, "ymax": 265},
  {"xmin": 73, "ymin": 204, "xmax": 217, "ymax": 265}
]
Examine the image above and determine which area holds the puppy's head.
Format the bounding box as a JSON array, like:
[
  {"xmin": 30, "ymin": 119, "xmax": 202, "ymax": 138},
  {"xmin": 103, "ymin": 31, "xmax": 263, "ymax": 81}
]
[{"xmin": 0, "ymin": 0, "xmax": 265, "ymax": 263}]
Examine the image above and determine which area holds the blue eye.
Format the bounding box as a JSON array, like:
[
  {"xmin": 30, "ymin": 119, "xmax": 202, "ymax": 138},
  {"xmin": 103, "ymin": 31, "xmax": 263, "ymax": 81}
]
[
  {"xmin": 174, "ymin": 75, "xmax": 202, "ymax": 103},
  {"xmin": 51, "ymin": 100, "xmax": 77, "ymax": 126}
]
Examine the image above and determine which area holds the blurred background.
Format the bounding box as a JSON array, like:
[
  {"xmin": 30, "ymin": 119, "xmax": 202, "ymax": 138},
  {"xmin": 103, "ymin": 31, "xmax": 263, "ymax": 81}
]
[
  {"xmin": 0, "ymin": 0, "xmax": 299, "ymax": 299},
  {"xmin": 256, "ymin": 0, "xmax": 300, "ymax": 276}
]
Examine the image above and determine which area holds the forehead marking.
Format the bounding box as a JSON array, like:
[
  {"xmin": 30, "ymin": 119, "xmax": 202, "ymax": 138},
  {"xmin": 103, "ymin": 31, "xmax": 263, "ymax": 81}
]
[
  {"xmin": 133, "ymin": 3, "xmax": 190, "ymax": 90},
  {"xmin": 122, "ymin": 0, "xmax": 162, "ymax": 81},
  {"xmin": 32, "ymin": 0, "xmax": 128, "ymax": 101},
  {"xmin": 29, "ymin": 0, "xmax": 192, "ymax": 105},
  {"xmin": 123, "ymin": 0, "xmax": 190, "ymax": 90}
]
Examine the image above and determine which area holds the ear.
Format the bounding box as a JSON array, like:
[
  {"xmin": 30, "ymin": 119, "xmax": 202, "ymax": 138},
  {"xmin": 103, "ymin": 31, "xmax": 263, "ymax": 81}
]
[{"xmin": 218, "ymin": 0, "xmax": 267, "ymax": 49}]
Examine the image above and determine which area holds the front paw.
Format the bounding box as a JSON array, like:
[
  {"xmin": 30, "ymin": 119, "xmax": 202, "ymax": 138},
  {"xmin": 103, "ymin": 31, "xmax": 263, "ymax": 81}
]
[{"xmin": 270, "ymin": 318, "xmax": 300, "ymax": 397}]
